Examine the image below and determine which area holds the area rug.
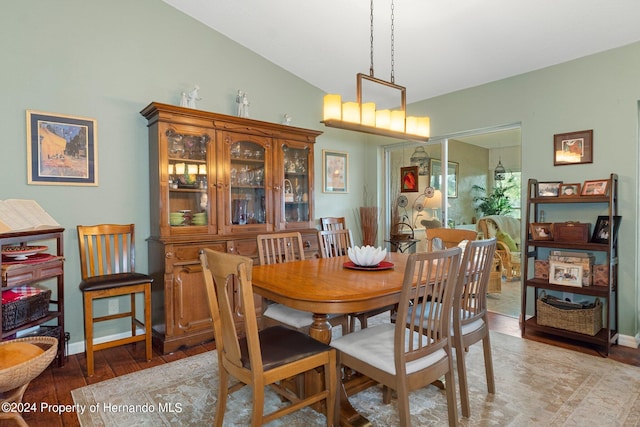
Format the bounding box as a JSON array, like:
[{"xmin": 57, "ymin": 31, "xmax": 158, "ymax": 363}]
[{"xmin": 72, "ymin": 329, "xmax": 640, "ymax": 426}]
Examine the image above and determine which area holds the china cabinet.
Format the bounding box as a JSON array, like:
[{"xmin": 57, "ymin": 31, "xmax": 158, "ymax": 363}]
[
  {"xmin": 0, "ymin": 228, "xmax": 65, "ymax": 366},
  {"xmin": 522, "ymin": 174, "xmax": 618, "ymax": 355},
  {"xmin": 141, "ymin": 102, "xmax": 321, "ymax": 353}
]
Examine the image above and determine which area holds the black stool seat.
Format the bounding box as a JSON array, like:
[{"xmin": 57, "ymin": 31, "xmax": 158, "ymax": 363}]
[{"xmin": 79, "ymin": 272, "xmax": 152, "ymax": 292}]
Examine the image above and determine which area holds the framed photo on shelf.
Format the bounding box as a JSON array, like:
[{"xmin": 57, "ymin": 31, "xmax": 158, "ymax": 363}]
[
  {"xmin": 581, "ymin": 179, "xmax": 609, "ymax": 196},
  {"xmin": 553, "ymin": 129, "xmax": 593, "ymax": 166},
  {"xmin": 591, "ymin": 215, "xmax": 621, "ymax": 244},
  {"xmin": 549, "ymin": 262, "xmax": 583, "ymax": 287},
  {"xmin": 400, "ymin": 166, "xmax": 419, "ymax": 193},
  {"xmin": 537, "ymin": 181, "xmax": 562, "ymax": 197},
  {"xmin": 530, "ymin": 223, "xmax": 554, "ymax": 241},
  {"xmin": 559, "ymin": 183, "xmax": 581, "ymax": 197},
  {"xmin": 322, "ymin": 150, "xmax": 348, "ymax": 193},
  {"xmin": 26, "ymin": 110, "xmax": 98, "ymax": 186}
]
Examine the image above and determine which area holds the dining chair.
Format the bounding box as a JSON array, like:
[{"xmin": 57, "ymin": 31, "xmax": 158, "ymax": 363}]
[
  {"xmin": 257, "ymin": 232, "xmax": 348, "ymax": 334},
  {"xmin": 317, "ymin": 228, "xmax": 397, "ymax": 333},
  {"xmin": 76, "ymin": 224, "xmax": 153, "ymax": 376},
  {"xmin": 405, "ymin": 238, "xmax": 497, "ymax": 418},
  {"xmin": 200, "ymin": 249, "xmax": 337, "ymax": 426},
  {"xmin": 320, "ymin": 216, "xmax": 345, "ymax": 231},
  {"xmin": 317, "ymin": 228, "xmax": 353, "ymax": 257},
  {"xmin": 331, "ymin": 247, "xmax": 462, "ymax": 426},
  {"xmin": 425, "ymin": 227, "xmax": 478, "ymax": 251},
  {"xmin": 451, "ymin": 237, "xmax": 497, "ymax": 417}
]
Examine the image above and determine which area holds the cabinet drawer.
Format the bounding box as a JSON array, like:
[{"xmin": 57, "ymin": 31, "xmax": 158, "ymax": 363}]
[
  {"xmin": 173, "ymin": 243, "xmax": 227, "ymax": 262},
  {"xmin": 227, "ymin": 239, "xmax": 258, "ymax": 258},
  {"xmin": 2, "ymin": 257, "xmax": 64, "ymax": 288}
]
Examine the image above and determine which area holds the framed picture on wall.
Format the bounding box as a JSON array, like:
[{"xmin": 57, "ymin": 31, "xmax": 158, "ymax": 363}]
[
  {"xmin": 553, "ymin": 129, "xmax": 593, "ymax": 166},
  {"xmin": 428, "ymin": 159, "xmax": 458, "ymax": 198},
  {"xmin": 322, "ymin": 150, "xmax": 348, "ymax": 193},
  {"xmin": 26, "ymin": 110, "xmax": 98, "ymax": 186},
  {"xmin": 400, "ymin": 166, "xmax": 419, "ymax": 193}
]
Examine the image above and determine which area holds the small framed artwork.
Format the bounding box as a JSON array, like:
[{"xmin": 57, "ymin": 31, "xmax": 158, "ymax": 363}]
[
  {"xmin": 559, "ymin": 183, "xmax": 581, "ymax": 197},
  {"xmin": 549, "ymin": 262, "xmax": 583, "ymax": 287},
  {"xmin": 591, "ymin": 215, "xmax": 621, "ymax": 244},
  {"xmin": 581, "ymin": 179, "xmax": 609, "ymax": 196},
  {"xmin": 400, "ymin": 166, "xmax": 419, "ymax": 193},
  {"xmin": 537, "ymin": 181, "xmax": 562, "ymax": 197},
  {"xmin": 530, "ymin": 223, "xmax": 554, "ymax": 241},
  {"xmin": 322, "ymin": 150, "xmax": 348, "ymax": 193},
  {"xmin": 429, "ymin": 159, "xmax": 458, "ymax": 197},
  {"xmin": 553, "ymin": 129, "xmax": 593, "ymax": 166},
  {"xmin": 26, "ymin": 110, "xmax": 98, "ymax": 186}
]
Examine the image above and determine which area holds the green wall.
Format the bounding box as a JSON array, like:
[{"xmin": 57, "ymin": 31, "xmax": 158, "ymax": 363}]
[
  {"xmin": 400, "ymin": 44, "xmax": 640, "ymax": 343},
  {"xmin": 1, "ymin": 1, "xmax": 638, "ymax": 348},
  {"xmin": 0, "ymin": 0, "xmax": 369, "ymax": 350}
]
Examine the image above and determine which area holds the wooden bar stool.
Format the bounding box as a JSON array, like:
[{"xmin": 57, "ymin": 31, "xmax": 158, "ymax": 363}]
[{"xmin": 76, "ymin": 224, "xmax": 152, "ymax": 376}]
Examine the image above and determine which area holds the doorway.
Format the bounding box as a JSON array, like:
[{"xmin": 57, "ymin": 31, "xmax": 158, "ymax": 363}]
[{"xmin": 383, "ymin": 124, "xmax": 522, "ymax": 318}]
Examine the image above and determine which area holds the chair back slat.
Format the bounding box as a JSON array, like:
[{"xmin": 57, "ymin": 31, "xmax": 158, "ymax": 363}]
[
  {"xmin": 318, "ymin": 229, "xmax": 353, "ymax": 258},
  {"xmin": 320, "ymin": 216, "xmax": 345, "ymax": 231},
  {"xmin": 200, "ymin": 249, "xmax": 254, "ymax": 370},
  {"xmin": 456, "ymin": 238, "xmax": 497, "ymax": 327},
  {"xmin": 397, "ymin": 247, "xmax": 462, "ymax": 366},
  {"xmin": 257, "ymin": 232, "xmax": 305, "ymax": 265},
  {"xmin": 77, "ymin": 224, "xmax": 135, "ymax": 279}
]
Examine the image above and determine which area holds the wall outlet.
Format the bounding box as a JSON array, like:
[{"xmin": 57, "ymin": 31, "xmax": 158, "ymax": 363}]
[{"xmin": 108, "ymin": 299, "xmax": 119, "ymax": 315}]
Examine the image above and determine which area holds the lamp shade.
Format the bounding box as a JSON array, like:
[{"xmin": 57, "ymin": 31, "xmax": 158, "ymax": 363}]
[
  {"xmin": 425, "ymin": 189, "xmax": 443, "ymax": 209},
  {"xmin": 342, "ymin": 102, "xmax": 360, "ymax": 123},
  {"xmin": 361, "ymin": 102, "xmax": 376, "ymax": 126}
]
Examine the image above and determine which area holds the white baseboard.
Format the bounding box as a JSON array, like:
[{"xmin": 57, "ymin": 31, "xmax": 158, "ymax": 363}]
[
  {"xmin": 68, "ymin": 327, "xmax": 146, "ymax": 356},
  {"xmin": 617, "ymin": 333, "xmax": 639, "ymax": 349},
  {"xmin": 67, "ymin": 329, "xmax": 639, "ymax": 356}
]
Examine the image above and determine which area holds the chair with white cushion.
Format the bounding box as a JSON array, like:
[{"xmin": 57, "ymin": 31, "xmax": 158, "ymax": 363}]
[
  {"xmin": 331, "ymin": 247, "xmax": 462, "ymax": 426},
  {"xmin": 405, "ymin": 238, "xmax": 497, "ymax": 418},
  {"xmin": 257, "ymin": 232, "xmax": 348, "ymax": 334}
]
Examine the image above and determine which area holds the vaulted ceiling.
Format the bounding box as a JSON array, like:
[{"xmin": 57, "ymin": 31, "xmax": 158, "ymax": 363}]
[{"xmin": 163, "ymin": 0, "xmax": 640, "ymax": 104}]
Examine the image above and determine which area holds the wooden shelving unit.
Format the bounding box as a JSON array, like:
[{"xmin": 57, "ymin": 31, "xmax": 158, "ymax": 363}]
[{"xmin": 522, "ymin": 174, "xmax": 618, "ymax": 355}]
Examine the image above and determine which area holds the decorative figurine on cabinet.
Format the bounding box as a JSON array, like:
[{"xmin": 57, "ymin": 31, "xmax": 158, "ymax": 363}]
[
  {"xmin": 186, "ymin": 85, "xmax": 201, "ymax": 108},
  {"xmin": 236, "ymin": 90, "xmax": 250, "ymax": 118}
]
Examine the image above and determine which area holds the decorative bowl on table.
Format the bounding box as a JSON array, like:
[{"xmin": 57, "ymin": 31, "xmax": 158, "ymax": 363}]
[{"xmin": 347, "ymin": 245, "xmax": 387, "ymax": 267}]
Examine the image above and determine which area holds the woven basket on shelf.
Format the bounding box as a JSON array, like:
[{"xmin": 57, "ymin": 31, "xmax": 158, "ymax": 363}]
[{"xmin": 537, "ymin": 292, "xmax": 602, "ymax": 336}]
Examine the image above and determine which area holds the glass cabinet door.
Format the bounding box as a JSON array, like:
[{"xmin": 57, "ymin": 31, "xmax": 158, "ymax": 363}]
[
  {"xmin": 222, "ymin": 132, "xmax": 272, "ymax": 233},
  {"xmin": 165, "ymin": 127, "xmax": 213, "ymax": 233},
  {"xmin": 281, "ymin": 144, "xmax": 313, "ymax": 229}
]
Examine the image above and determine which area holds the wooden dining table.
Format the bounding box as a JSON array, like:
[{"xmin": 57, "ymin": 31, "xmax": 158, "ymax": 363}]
[{"xmin": 251, "ymin": 251, "xmax": 411, "ymax": 427}]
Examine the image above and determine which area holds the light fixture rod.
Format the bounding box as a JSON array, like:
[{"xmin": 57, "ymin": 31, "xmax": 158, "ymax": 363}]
[{"xmin": 356, "ymin": 73, "xmax": 406, "ymax": 111}]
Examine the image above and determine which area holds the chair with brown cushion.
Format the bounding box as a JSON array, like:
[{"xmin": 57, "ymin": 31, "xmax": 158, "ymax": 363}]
[
  {"xmin": 405, "ymin": 238, "xmax": 497, "ymax": 418},
  {"xmin": 331, "ymin": 247, "xmax": 462, "ymax": 426},
  {"xmin": 200, "ymin": 249, "xmax": 337, "ymax": 426},
  {"xmin": 77, "ymin": 224, "xmax": 152, "ymax": 376},
  {"xmin": 318, "ymin": 228, "xmax": 396, "ymax": 333},
  {"xmin": 425, "ymin": 227, "xmax": 478, "ymax": 251},
  {"xmin": 257, "ymin": 232, "xmax": 348, "ymax": 334},
  {"xmin": 320, "ymin": 216, "xmax": 346, "ymax": 231}
]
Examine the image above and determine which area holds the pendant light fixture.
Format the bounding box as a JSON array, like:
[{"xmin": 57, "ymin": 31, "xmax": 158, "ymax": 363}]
[
  {"xmin": 494, "ymin": 158, "xmax": 506, "ymax": 181},
  {"xmin": 322, "ymin": 0, "xmax": 430, "ymax": 142},
  {"xmin": 410, "ymin": 146, "xmax": 431, "ymax": 175}
]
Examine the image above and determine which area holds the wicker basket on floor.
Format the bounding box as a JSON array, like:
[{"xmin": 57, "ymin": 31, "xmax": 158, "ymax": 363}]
[{"xmin": 537, "ymin": 292, "xmax": 602, "ymax": 336}]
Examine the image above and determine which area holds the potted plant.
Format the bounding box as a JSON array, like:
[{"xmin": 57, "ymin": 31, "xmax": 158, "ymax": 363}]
[{"xmin": 472, "ymin": 177, "xmax": 516, "ymax": 217}]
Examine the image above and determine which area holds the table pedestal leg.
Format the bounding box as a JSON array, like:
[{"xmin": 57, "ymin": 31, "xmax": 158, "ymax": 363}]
[{"xmin": 308, "ymin": 313, "xmax": 372, "ymax": 427}]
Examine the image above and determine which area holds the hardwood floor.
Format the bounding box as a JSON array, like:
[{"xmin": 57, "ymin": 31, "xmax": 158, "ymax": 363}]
[{"xmin": 15, "ymin": 313, "xmax": 640, "ymax": 426}]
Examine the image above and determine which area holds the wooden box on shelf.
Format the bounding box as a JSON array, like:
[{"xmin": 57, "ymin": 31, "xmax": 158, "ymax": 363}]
[{"xmin": 553, "ymin": 222, "xmax": 590, "ymax": 243}]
